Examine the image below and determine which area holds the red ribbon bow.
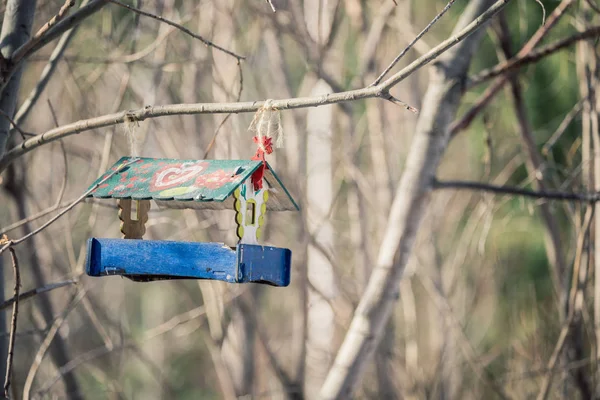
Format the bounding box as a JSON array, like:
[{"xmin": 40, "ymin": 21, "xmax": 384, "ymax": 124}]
[{"xmin": 250, "ymin": 136, "xmax": 273, "ymax": 191}]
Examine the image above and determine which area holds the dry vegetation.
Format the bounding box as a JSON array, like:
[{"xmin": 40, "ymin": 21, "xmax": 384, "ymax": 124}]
[{"xmin": 0, "ymin": 0, "xmax": 598, "ymax": 399}]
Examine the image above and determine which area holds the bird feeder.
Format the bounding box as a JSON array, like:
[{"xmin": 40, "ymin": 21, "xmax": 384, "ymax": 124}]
[{"xmin": 84, "ymin": 155, "xmax": 298, "ymax": 287}]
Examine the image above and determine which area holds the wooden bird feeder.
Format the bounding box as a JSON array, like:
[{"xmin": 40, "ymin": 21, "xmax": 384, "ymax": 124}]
[{"xmin": 84, "ymin": 156, "xmax": 298, "ymax": 287}]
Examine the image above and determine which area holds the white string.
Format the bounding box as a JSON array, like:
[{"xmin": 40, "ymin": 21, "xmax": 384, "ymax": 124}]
[
  {"xmin": 124, "ymin": 115, "xmax": 140, "ymax": 157},
  {"xmin": 248, "ymin": 99, "xmax": 284, "ymax": 149}
]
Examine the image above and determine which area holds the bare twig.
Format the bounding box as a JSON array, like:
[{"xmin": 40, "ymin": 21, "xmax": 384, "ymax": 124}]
[
  {"xmin": 542, "ymin": 98, "xmax": 584, "ymax": 156},
  {"xmin": 0, "ymin": 108, "xmax": 34, "ymax": 140},
  {"xmin": 433, "ymin": 178, "xmax": 600, "ymax": 202},
  {"xmin": 449, "ymin": 0, "xmax": 577, "ymax": 135},
  {"xmin": 266, "ymin": 0, "xmax": 276, "ymax": 12},
  {"xmin": 419, "ymin": 274, "xmax": 509, "ymax": 399},
  {"xmin": 586, "ymin": 0, "xmax": 600, "ymax": 13},
  {"xmin": 536, "ymin": 206, "xmax": 594, "ymax": 400},
  {"xmin": 0, "ymin": 0, "xmax": 109, "ymax": 99},
  {"xmin": 1, "ymin": 198, "xmax": 80, "ymax": 236},
  {"xmin": 11, "ymin": 0, "xmax": 76, "ymax": 67},
  {"xmin": 0, "ymin": 158, "xmax": 139, "ymax": 256},
  {"xmin": 534, "ymin": 0, "xmax": 547, "ymax": 25},
  {"xmin": 107, "ymin": 0, "xmax": 245, "ymax": 61},
  {"xmin": 35, "ymin": 288, "xmax": 246, "ymax": 396},
  {"xmin": 469, "ymin": 25, "xmax": 600, "ymax": 87},
  {"xmin": 0, "ymin": 279, "xmax": 77, "ymax": 311},
  {"xmin": 3, "ymin": 248, "xmax": 20, "ymax": 398},
  {"xmin": 23, "ymin": 289, "xmax": 87, "ymax": 400},
  {"xmin": 203, "ymin": 60, "xmax": 244, "ymax": 158},
  {"xmin": 371, "ymin": 0, "xmax": 458, "ymax": 86},
  {"xmin": 11, "ymin": 0, "xmax": 93, "ymax": 132},
  {"xmin": 237, "ymin": 295, "xmax": 301, "ymax": 398}
]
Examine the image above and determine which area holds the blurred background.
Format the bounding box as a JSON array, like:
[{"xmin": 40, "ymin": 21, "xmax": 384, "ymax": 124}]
[{"xmin": 0, "ymin": 0, "xmax": 597, "ymax": 398}]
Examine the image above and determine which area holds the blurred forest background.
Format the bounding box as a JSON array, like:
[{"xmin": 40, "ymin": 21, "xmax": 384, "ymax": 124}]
[{"xmin": 0, "ymin": 0, "xmax": 598, "ymax": 399}]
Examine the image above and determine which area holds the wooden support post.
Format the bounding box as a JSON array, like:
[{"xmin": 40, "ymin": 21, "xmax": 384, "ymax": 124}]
[{"xmin": 118, "ymin": 199, "xmax": 150, "ymax": 239}]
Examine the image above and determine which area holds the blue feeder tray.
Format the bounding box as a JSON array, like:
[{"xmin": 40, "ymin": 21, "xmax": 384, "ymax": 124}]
[{"xmin": 86, "ymin": 238, "xmax": 291, "ymax": 287}]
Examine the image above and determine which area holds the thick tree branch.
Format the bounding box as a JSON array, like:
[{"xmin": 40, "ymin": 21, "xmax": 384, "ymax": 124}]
[{"xmin": 0, "ymin": 0, "xmax": 511, "ymax": 173}]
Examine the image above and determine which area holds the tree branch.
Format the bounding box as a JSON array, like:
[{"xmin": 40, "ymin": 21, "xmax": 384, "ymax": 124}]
[
  {"xmin": 0, "ymin": 0, "xmax": 512, "ymax": 173},
  {"xmin": 536, "ymin": 206, "xmax": 594, "ymax": 400},
  {"xmin": 433, "ymin": 179, "xmax": 600, "ymax": 202},
  {"xmin": 371, "ymin": 0, "xmax": 458, "ymax": 86},
  {"xmin": 449, "ymin": 0, "xmax": 577, "ymax": 136},
  {"xmin": 0, "ymin": 279, "xmax": 77, "ymax": 311},
  {"xmin": 3, "ymin": 248, "xmax": 20, "ymax": 398},
  {"xmin": 0, "ymin": 0, "xmax": 108, "ymax": 101},
  {"xmin": 12, "ymin": 0, "xmax": 94, "ymax": 130},
  {"xmin": 107, "ymin": 0, "xmax": 245, "ymax": 61},
  {"xmin": 10, "ymin": 0, "xmax": 76, "ymax": 67},
  {"xmin": 469, "ymin": 25, "xmax": 600, "ymax": 87},
  {"xmin": 0, "ymin": 158, "xmax": 139, "ymax": 256}
]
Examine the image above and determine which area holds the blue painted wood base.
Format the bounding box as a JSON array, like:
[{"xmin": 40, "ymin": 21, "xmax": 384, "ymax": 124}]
[{"xmin": 85, "ymin": 238, "xmax": 291, "ymax": 287}]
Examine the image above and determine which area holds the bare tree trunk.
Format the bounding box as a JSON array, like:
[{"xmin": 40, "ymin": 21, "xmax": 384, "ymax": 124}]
[
  {"xmin": 576, "ymin": 4, "xmax": 600, "ymax": 394},
  {"xmin": 302, "ymin": 1, "xmax": 339, "ymax": 397},
  {"xmin": 319, "ymin": 0, "xmax": 501, "ymax": 398},
  {"xmin": 0, "ymin": 0, "xmax": 37, "ymax": 388},
  {"xmin": 304, "ymin": 79, "xmax": 337, "ymax": 399},
  {"xmin": 0, "ymin": 0, "xmax": 37, "ymax": 153}
]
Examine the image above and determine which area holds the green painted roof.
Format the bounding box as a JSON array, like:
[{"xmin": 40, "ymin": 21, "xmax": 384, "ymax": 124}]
[{"xmin": 87, "ymin": 157, "xmax": 298, "ymax": 211}]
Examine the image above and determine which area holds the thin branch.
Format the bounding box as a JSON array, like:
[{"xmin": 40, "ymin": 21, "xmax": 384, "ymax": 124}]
[
  {"xmin": 433, "ymin": 179, "xmax": 600, "ymax": 202},
  {"xmin": 3, "ymin": 248, "xmax": 20, "ymax": 398},
  {"xmin": 542, "ymin": 98, "xmax": 584, "ymax": 156},
  {"xmin": 371, "ymin": 0, "xmax": 458, "ymax": 86},
  {"xmin": 586, "ymin": 0, "xmax": 600, "ymax": 13},
  {"xmin": 449, "ymin": 0, "xmax": 577, "ymax": 135},
  {"xmin": 107, "ymin": 0, "xmax": 245, "ymax": 61},
  {"xmin": 469, "ymin": 25, "xmax": 600, "ymax": 87},
  {"xmin": 35, "ymin": 288, "xmax": 246, "ymax": 396},
  {"xmin": 537, "ymin": 206, "xmax": 594, "ymax": 400},
  {"xmin": 0, "ymin": 0, "xmax": 109, "ymax": 97},
  {"xmin": 0, "ymin": 279, "xmax": 77, "ymax": 311},
  {"xmin": 203, "ymin": 60, "xmax": 244, "ymax": 158},
  {"xmin": 0, "ymin": 158, "xmax": 139, "ymax": 256},
  {"xmin": 23, "ymin": 289, "xmax": 87, "ymax": 400},
  {"xmin": 266, "ymin": 0, "xmax": 276, "ymax": 12},
  {"xmin": 1, "ymin": 198, "xmax": 80, "ymax": 236},
  {"xmin": 237, "ymin": 295, "xmax": 301, "ymax": 399},
  {"xmin": 419, "ymin": 273, "xmax": 510, "ymax": 399},
  {"xmin": 12, "ymin": 0, "xmax": 94, "ymax": 129},
  {"xmin": 10, "ymin": 0, "xmax": 76, "ymax": 67},
  {"xmin": 0, "ymin": 108, "xmax": 34, "ymax": 140},
  {"xmin": 373, "ymin": 0, "xmax": 512, "ymax": 90}
]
